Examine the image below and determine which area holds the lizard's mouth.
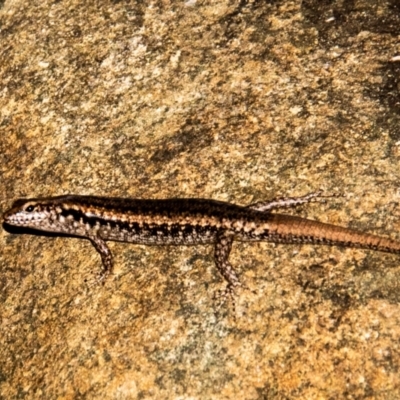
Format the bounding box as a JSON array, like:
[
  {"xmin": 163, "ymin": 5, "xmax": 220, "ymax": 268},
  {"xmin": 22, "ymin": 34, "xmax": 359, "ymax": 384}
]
[
  {"xmin": 3, "ymin": 209, "xmax": 19, "ymax": 224},
  {"xmin": 3, "ymin": 209, "xmax": 47, "ymax": 227},
  {"xmin": 3, "ymin": 213, "xmax": 28, "ymax": 226}
]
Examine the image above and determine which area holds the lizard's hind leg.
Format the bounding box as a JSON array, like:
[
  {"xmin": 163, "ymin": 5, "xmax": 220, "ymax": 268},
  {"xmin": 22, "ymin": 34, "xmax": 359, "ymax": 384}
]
[
  {"xmin": 213, "ymin": 231, "xmax": 241, "ymax": 311},
  {"xmin": 247, "ymin": 190, "xmax": 342, "ymax": 212}
]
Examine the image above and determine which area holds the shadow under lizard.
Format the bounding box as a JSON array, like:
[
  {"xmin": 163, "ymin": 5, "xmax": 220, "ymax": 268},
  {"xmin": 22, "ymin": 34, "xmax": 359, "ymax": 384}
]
[{"xmin": 3, "ymin": 192, "xmax": 400, "ymax": 304}]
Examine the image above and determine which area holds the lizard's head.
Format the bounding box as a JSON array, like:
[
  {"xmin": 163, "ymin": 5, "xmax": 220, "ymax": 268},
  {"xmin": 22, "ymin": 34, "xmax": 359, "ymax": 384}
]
[{"xmin": 3, "ymin": 198, "xmax": 57, "ymax": 229}]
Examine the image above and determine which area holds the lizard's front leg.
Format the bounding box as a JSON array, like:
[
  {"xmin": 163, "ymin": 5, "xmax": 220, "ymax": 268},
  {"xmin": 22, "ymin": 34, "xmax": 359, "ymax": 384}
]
[{"xmin": 89, "ymin": 235, "xmax": 113, "ymax": 283}]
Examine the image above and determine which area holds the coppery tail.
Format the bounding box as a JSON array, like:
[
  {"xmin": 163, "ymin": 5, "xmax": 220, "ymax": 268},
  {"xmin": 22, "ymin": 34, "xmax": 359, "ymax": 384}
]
[{"xmin": 266, "ymin": 214, "xmax": 400, "ymax": 255}]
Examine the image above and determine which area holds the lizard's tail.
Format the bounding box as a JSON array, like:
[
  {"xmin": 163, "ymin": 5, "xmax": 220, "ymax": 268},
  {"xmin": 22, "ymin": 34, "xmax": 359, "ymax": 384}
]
[{"xmin": 261, "ymin": 213, "xmax": 400, "ymax": 255}]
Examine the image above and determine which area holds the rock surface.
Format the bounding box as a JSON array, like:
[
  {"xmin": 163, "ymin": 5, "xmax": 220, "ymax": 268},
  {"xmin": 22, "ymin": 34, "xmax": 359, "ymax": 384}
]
[{"xmin": 1, "ymin": 0, "xmax": 400, "ymax": 398}]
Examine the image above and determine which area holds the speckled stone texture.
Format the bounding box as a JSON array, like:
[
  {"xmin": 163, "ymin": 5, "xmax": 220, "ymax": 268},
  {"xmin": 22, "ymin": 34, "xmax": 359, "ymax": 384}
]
[{"xmin": 1, "ymin": 0, "xmax": 400, "ymax": 398}]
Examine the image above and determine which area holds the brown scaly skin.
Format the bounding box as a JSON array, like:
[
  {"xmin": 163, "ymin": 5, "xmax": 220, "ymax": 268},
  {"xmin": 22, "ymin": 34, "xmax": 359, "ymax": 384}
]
[{"xmin": 3, "ymin": 193, "xmax": 400, "ymax": 305}]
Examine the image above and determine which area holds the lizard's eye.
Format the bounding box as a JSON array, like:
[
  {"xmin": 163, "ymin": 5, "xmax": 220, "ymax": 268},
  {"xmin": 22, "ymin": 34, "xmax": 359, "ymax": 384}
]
[{"xmin": 25, "ymin": 205, "xmax": 35, "ymax": 212}]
